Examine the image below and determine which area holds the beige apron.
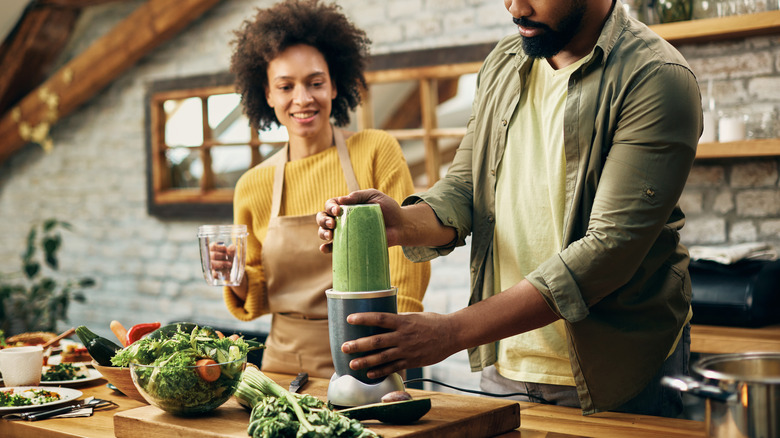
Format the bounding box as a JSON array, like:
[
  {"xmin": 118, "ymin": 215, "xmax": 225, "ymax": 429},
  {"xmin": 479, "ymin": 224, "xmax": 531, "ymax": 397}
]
[{"xmin": 260, "ymin": 128, "xmax": 359, "ymax": 379}]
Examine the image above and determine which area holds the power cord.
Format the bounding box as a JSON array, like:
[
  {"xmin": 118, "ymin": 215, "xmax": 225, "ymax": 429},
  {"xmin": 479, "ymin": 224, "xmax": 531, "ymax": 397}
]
[{"xmin": 403, "ymin": 378, "xmax": 550, "ymax": 403}]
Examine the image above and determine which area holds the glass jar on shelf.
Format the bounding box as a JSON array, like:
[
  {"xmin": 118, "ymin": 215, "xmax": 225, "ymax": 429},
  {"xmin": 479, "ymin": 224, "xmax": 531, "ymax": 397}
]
[
  {"xmin": 717, "ymin": 109, "xmax": 747, "ymax": 142},
  {"xmin": 656, "ymin": 0, "xmax": 694, "ymax": 22},
  {"xmin": 745, "ymin": 107, "xmax": 779, "ymax": 139},
  {"xmin": 693, "ymin": 0, "xmax": 720, "ymax": 18},
  {"xmin": 700, "ymin": 80, "xmax": 718, "ymax": 143}
]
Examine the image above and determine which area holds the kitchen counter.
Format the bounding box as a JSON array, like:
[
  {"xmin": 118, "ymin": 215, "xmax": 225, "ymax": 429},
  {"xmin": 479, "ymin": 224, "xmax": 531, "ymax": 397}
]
[
  {"xmin": 1, "ymin": 373, "xmax": 706, "ymax": 438},
  {"xmin": 691, "ymin": 323, "xmax": 780, "ymax": 354}
]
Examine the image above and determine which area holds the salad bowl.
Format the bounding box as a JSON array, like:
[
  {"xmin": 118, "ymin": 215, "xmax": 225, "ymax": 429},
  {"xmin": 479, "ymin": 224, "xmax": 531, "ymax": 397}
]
[
  {"xmin": 91, "ymin": 360, "xmax": 147, "ymax": 404},
  {"xmin": 130, "ymin": 355, "xmax": 247, "ymax": 416}
]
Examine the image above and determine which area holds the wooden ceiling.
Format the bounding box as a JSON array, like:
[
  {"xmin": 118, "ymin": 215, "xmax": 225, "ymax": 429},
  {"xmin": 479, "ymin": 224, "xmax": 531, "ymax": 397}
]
[{"xmin": 0, "ymin": 0, "xmax": 222, "ymax": 165}]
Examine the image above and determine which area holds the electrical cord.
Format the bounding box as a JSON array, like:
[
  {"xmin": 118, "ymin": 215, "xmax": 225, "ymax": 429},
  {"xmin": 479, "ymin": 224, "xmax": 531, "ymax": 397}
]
[{"xmin": 403, "ymin": 378, "xmax": 550, "ymax": 403}]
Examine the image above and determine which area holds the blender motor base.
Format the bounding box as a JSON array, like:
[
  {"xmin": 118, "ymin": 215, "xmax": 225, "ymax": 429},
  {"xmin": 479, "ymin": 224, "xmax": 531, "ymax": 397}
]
[{"xmin": 327, "ymin": 372, "xmax": 404, "ymax": 407}]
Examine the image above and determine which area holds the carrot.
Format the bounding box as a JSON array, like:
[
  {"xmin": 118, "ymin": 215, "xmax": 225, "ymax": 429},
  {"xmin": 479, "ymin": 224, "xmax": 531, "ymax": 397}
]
[
  {"xmin": 195, "ymin": 358, "xmax": 220, "ymax": 382},
  {"xmin": 110, "ymin": 320, "xmax": 128, "ymax": 347}
]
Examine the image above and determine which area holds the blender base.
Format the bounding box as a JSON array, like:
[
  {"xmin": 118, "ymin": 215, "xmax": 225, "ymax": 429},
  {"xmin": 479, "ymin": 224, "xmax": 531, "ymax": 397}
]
[{"xmin": 327, "ymin": 372, "xmax": 404, "ymax": 407}]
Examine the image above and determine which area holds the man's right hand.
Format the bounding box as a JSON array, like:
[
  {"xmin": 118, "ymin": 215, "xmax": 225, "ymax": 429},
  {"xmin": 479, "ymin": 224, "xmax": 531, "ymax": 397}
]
[{"xmin": 316, "ymin": 189, "xmax": 403, "ymax": 253}]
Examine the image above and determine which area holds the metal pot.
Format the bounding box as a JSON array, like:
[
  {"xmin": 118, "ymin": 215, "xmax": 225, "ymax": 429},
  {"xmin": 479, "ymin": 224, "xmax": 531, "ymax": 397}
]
[{"xmin": 662, "ymin": 352, "xmax": 780, "ymax": 438}]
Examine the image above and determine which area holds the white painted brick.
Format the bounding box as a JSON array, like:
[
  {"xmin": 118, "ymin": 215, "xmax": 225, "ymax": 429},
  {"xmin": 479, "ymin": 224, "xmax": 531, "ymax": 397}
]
[
  {"xmin": 427, "ymin": 0, "xmax": 467, "ymax": 10},
  {"xmin": 759, "ymin": 220, "xmax": 780, "ymax": 238},
  {"xmin": 688, "ymin": 50, "xmax": 772, "ymax": 80},
  {"xmin": 443, "ymin": 9, "xmax": 477, "ymax": 32},
  {"xmin": 404, "ymin": 14, "xmax": 443, "ymax": 40},
  {"xmin": 345, "ymin": 1, "xmax": 386, "ymax": 27},
  {"xmin": 729, "ymin": 220, "xmax": 758, "ymax": 242},
  {"xmin": 388, "ymin": 0, "xmax": 423, "ymax": 19},
  {"xmin": 712, "ymin": 190, "xmax": 735, "ymax": 214},
  {"xmin": 138, "ymin": 279, "xmax": 163, "ymax": 296},
  {"xmin": 679, "ymin": 191, "xmax": 704, "ymax": 214},
  {"xmin": 730, "ymin": 161, "xmax": 778, "ymax": 188},
  {"xmin": 736, "ymin": 189, "xmax": 780, "ymax": 217},
  {"xmin": 748, "ymin": 77, "xmax": 780, "ymax": 101},
  {"xmin": 680, "ymin": 217, "xmax": 727, "ymax": 244},
  {"xmin": 475, "ymin": 1, "xmax": 510, "ymax": 26},
  {"xmin": 368, "ymin": 23, "xmax": 405, "ymax": 46},
  {"xmin": 687, "ymin": 164, "xmax": 726, "ymax": 186}
]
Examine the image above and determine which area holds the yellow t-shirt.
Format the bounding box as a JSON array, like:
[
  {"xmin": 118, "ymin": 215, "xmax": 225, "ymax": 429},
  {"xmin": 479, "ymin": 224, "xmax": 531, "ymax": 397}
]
[{"xmin": 493, "ymin": 56, "xmax": 590, "ymax": 386}]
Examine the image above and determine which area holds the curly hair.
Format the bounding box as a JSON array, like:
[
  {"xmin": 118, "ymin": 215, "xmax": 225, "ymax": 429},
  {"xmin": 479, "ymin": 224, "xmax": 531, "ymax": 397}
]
[{"xmin": 230, "ymin": 0, "xmax": 371, "ymax": 130}]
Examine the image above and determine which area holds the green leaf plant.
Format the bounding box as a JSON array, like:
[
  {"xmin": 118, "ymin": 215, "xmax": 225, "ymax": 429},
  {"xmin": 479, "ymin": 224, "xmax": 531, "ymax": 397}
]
[{"xmin": 0, "ymin": 219, "xmax": 95, "ymax": 335}]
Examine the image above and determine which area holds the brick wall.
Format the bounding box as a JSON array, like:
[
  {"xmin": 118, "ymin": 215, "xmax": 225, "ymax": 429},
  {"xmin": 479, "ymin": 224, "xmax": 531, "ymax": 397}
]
[
  {"xmin": 1, "ymin": 1, "xmax": 778, "ymax": 394},
  {"xmin": 678, "ymin": 38, "xmax": 780, "ymax": 247}
]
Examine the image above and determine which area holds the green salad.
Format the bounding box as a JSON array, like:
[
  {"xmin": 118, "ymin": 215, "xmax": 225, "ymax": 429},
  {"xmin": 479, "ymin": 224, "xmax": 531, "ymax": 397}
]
[
  {"xmin": 111, "ymin": 323, "xmax": 263, "ymax": 414},
  {"xmin": 1, "ymin": 388, "xmax": 61, "ymax": 407},
  {"xmin": 42, "ymin": 363, "xmax": 87, "ymax": 381}
]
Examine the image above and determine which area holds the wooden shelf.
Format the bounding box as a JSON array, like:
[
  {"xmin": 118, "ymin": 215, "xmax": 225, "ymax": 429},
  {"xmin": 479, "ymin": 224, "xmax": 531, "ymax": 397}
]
[
  {"xmin": 696, "ymin": 138, "xmax": 780, "ymax": 159},
  {"xmin": 650, "ymin": 10, "xmax": 780, "ymax": 45}
]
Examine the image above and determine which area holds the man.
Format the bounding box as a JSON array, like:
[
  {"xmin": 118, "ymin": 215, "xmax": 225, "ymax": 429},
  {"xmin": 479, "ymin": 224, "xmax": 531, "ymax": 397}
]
[{"xmin": 317, "ymin": 0, "xmax": 701, "ymax": 416}]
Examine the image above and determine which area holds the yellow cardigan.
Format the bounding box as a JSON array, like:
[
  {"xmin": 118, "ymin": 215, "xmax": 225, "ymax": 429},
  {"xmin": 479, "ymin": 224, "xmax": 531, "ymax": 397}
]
[{"xmin": 224, "ymin": 129, "xmax": 431, "ymax": 320}]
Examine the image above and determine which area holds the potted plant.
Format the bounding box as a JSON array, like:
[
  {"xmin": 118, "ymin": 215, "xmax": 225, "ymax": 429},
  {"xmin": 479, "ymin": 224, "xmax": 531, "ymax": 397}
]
[{"xmin": 0, "ymin": 219, "xmax": 95, "ymax": 335}]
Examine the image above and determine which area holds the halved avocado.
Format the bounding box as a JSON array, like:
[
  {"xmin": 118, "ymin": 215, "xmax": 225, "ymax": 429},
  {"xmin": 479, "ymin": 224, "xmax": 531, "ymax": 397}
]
[{"xmin": 339, "ymin": 398, "xmax": 431, "ymax": 424}]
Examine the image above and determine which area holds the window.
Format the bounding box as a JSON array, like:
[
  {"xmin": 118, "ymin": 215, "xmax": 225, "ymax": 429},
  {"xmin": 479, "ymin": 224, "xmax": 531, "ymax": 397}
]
[
  {"xmin": 145, "ymin": 73, "xmax": 285, "ymax": 217},
  {"xmin": 146, "ymin": 43, "xmax": 495, "ymax": 217}
]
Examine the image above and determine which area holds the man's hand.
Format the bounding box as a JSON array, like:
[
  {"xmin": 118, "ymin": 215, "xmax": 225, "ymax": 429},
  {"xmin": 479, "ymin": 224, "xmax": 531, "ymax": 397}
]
[
  {"xmin": 340, "ymin": 311, "xmax": 459, "ymax": 379},
  {"xmin": 316, "ymin": 189, "xmax": 403, "ymax": 253},
  {"xmin": 340, "ymin": 279, "xmax": 560, "ymax": 379}
]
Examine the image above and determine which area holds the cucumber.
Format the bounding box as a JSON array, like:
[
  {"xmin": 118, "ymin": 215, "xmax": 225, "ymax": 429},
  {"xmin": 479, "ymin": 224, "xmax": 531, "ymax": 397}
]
[
  {"xmin": 75, "ymin": 325, "xmax": 122, "ymax": 366},
  {"xmin": 332, "ymin": 204, "xmax": 391, "ymax": 292},
  {"xmin": 339, "ymin": 398, "xmax": 431, "ymax": 424}
]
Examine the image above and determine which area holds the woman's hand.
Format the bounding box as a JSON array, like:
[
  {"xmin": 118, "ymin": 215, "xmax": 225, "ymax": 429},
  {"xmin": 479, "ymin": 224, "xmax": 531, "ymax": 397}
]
[
  {"xmin": 340, "ymin": 311, "xmax": 459, "ymax": 379},
  {"xmin": 208, "ymin": 242, "xmax": 236, "ymax": 281},
  {"xmin": 317, "ymin": 189, "xmax": 404, "ymax": 253}
]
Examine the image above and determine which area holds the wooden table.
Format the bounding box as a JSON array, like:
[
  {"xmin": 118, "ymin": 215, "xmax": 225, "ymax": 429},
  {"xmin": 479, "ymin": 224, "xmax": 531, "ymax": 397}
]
[
  {"xmin": 691, "ymin": 323, "xmax": 780, "ymax": 354},
  {"xmin": 1, "ymin": 373, "xmax": 706, "ymax": 438}
]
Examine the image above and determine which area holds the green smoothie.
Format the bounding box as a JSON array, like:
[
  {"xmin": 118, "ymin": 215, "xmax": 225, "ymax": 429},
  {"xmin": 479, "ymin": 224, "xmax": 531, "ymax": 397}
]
[{"xmin": 332, "ymin": 204, "xmax": 391, "ymax": 292}]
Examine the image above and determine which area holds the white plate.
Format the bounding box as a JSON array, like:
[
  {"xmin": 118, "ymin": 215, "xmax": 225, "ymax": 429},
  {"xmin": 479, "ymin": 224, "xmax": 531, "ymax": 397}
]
[
  {"xmin": 46, "ymin": 355, "xmax": 92, "ymax": 368},
  {"xmin": 0, "ymin": 386, "xmax": 82, "ymax": 412},
  {"xmin": 39, "ymin": 367, "xmax": 103, "ymax": 387}
]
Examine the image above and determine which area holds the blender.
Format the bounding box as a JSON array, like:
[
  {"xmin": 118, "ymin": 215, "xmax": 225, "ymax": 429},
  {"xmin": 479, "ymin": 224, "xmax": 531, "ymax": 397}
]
[{"xmin": 326, "ymin": 204, "xmax": 406, "ymax": 407}]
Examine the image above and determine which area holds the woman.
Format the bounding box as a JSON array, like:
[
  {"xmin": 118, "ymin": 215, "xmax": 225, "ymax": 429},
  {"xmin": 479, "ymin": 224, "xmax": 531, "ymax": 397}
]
[{"xmin": 216, "ymin": 0, "xmax": 431, "ymax": 378}]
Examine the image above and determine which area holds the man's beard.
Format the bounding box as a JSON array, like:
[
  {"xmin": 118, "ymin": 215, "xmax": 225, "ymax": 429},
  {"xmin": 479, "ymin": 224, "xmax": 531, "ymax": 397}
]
[{"xmin": 513, "ymin": 3, "xmax": 586, "ymax": 58}]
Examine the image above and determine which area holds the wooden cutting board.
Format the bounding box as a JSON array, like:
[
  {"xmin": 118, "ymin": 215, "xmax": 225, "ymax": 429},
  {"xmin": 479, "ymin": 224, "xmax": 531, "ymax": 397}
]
[{"xmin": 114, "ymin": 373, "xmax": 520, "ymax": 438}]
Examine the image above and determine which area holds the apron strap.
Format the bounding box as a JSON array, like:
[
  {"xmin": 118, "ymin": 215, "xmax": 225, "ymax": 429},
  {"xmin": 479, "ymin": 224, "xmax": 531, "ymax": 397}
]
[
  {"xmin": 270, "ymin": 144, "xmax": 288, "ymax": 219},
  {"xmin": 270, "ymin": 126, "xmax": 360, "ymax": 218},
  {"xmin": 334, "ymin": 128, "xmax": 360, "ymax": 193}
]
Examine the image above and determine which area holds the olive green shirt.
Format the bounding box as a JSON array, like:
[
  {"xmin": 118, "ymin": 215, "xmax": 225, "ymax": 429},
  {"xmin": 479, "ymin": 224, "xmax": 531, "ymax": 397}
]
[{"xmin": 403, "ymin": 3, "xmax": 702, "ymax": 414}]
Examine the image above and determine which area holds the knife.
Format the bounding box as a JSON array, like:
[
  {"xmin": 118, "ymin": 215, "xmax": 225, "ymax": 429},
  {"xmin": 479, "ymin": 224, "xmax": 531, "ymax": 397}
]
[{"xmin": 288, "ymin": 372, "xmax": 309, "ymax": 394}]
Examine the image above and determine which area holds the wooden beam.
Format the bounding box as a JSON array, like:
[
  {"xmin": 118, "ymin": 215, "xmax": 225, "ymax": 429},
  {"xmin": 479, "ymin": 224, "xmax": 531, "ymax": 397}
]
[
  {"xmin": 0, "ymin": 0, "xmax": 223, "ymax": 164},
  {"xmin": 0, "ymin": 6, "xmax": 80, "ymax": 116},
  {"xmin": 38, "ymin": 0, "xmax": 128, "ymax": 6}
]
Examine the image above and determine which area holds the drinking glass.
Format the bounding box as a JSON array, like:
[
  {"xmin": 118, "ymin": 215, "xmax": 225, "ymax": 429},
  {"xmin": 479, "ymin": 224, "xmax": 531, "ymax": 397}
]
[{"xmin": 198, "ymin": 224, "xmax": 248, "ymax": 286}]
